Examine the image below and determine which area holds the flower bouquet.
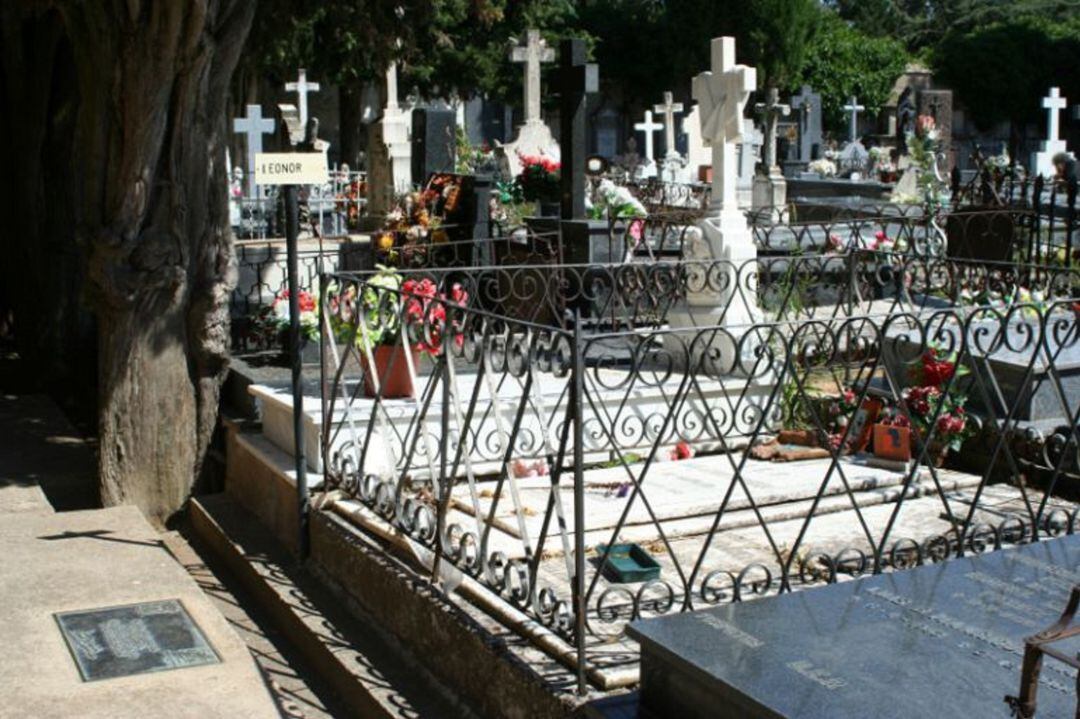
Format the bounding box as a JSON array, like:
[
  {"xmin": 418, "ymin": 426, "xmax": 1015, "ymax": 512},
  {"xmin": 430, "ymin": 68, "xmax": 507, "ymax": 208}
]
[
  {"xmin": 251, "ymin": 288, "xmax": 320, "ymax": 361},
  {"xmin": 516, "ymin": 152, "xmax": 561, "ymax": 206}
]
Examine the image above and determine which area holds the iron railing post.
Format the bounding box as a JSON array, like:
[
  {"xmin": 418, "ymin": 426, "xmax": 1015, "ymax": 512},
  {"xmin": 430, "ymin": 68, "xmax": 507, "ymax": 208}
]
[
  {"xmin": 571, "ymin": 310, "xmax": 587, "ymax": 696},
  {"xmin": 284, "ymin": 184, "xmax": 310, "ymax": 559}
]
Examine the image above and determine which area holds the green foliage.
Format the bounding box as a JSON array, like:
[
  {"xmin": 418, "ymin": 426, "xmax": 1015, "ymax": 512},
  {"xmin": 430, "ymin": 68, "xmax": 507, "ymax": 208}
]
[
  {"xmin": 934, "ymin": 14, "xmax": 1080, "ymax": 130},
  {"xmin": 742, "ymin": 0, "xmax": 821, "ymax": 89},
  {"xmin": 798, "ymin": 12, "xmax": 910, "ymax": 133}
]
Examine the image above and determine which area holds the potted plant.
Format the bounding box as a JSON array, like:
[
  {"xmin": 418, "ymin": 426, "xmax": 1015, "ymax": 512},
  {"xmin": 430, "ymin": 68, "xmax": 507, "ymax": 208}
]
[
  {"xmin": 347, "ymin": 268, "xmax": 469, "ymax": 399},
  {"xmin": 874, "ymin": 345, "xmax": 974, "ymax": 467},
  {"xmin": 517, "ymin": 152, "xmax": 561, "ymax": 217}
]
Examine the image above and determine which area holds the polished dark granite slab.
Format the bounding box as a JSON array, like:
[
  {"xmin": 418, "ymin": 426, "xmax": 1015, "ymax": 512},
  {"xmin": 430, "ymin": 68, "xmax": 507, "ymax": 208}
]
[
  {"xmin": 627, "ymin": 536, "xmax": 1080, "ymax": 718},
  {"xmin": 55, "ymin": 599, "xmax": 219, "ymax": 681}
]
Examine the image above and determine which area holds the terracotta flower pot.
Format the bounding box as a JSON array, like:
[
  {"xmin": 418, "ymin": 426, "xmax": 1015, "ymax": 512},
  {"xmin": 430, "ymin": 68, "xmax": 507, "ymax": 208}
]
[{"xmin": 361, "ymin": 344, "xmax": 421, "ymax": 399}]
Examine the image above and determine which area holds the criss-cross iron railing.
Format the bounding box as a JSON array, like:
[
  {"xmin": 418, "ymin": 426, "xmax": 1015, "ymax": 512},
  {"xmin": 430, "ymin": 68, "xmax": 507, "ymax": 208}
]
[{"xmin": 317, "ymin": 253, "xmax": 1080, "ymax": 693}]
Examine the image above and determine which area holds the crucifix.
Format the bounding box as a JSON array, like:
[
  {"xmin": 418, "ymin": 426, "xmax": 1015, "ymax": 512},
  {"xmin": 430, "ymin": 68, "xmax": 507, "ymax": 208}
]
[
  {"xmin": 285, "ymin": 68, "xmax": 320, "ymax": 127},
  {"xmin": 754, "ymin": 86, "xmax": 790, "ymax": 172},
  {"xmin": 1043, "ymin": 87, "xmax": 1067, "ymax": 143},
  {"xmin": 654, "ymin": 91, "xmax": 684, "ymax": 160},
  {"xmin": 634, "ymin": 109, "xmax": 662, "ymax": 165},
  {"xmin": 791, "ymin": 85, "xmax": 821, "ymax": 162},
  {"xmin": 232, "ymin": 104, "xmax": 275, "ymax": 199},
  {"xmin": 692, "ymin": 36, "xmax": 756, "ymax": 214},
  {"xmin": 557, "ymin": 38, "xmax": 598, "ymax": 220},
  {"xmin": 843, "ymin": 96, "xmax": 865, "ymax": 143},
  {"xmin": 511, "ymin": 29, "xmax": 555, "ymax": 125}
]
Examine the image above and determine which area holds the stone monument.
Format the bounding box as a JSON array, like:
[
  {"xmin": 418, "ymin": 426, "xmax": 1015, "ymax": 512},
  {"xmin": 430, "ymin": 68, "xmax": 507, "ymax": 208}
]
[
  {"xmin": 368, "ymin": 62, "xmax": 413, "ymax": 215},
  {"xmin": 790, "ymin": 85, "xmax": 822, "ymax": 165},
  {"xmin": 752, "ymin": 87, "xmax": 791, "ymax": 214},
  {"xmin": 665, "ymin": 36, "xmax": 759, "ymax": 365},
  {"xmin": 682, "ymin": 105, "xmax": 710, "ymax": 182},
  {"xmin": 918, "ymin": 88, "xmax": 954, "ymax": 172},
  {"xmin": 843, "ymin": 95, "xmax": 865, "ymax": 143},
  {"xmin": 1031, "ymin": 87, "xmax": 1071, "ymax": 178},
  {"xmin": 654, "ymin": 91, "xmax": 687, "ymax": 182},
  {"xmin": 232, "ymin": 104, "xmax": 275, "ymax": 199},
  {"xmin": 499, "ymin": 29, "xmax": 559, "ymax": 177},
  {"xmin": 285, "ymin": 68, "xmax": 320, "ymax": 127},
  {"xmin": 633, "ymin": 109, "xmax": 662, "ymax": 179},
  {"xmin": 736, "ymin": 124, "xmax": 763, "ymax": 210}
]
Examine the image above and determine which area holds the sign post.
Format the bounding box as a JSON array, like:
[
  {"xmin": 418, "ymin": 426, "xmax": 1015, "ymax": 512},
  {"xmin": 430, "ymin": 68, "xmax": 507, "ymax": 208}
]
[{"xmin": 256, "ymin": 152, "xmax": 328, "ymax": 558}]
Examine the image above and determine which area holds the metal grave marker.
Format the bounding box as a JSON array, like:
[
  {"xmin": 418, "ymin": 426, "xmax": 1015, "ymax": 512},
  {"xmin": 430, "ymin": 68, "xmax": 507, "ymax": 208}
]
[{"xmin": 55, "ymin": 599, "xmax": 219, "ymax": 681}]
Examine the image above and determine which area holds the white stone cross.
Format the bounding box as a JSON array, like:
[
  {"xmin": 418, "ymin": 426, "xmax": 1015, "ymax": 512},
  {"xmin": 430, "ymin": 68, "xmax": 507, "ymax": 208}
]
[
  {"xmin": 634, "ymin": 109, "xmax": 662, "ymax": 163},
  {"xmin": 285, "ymin": 68, "xmax": 320, "ymax": 127},
  {"xmin": 692, "ymin": 36, "xmax": 757, "ymax": 213},
  {"xmin": 232, "ymin": 104, "xmax": 275, "ymax": 199},
  {"xmin": 511, "ymin": 29, "xmax": 555, "ymax": 124},
  {"xmin": 843, "ymin": 96, "xmax": 865, "ymax": 143},
  {"xmin": 385, "ymin": 62, "xmax": 400, "ymax": 112},
  {"xmin": 1043, "ymin": 87, "xmax": 1067, "ymax": 142},
  {"xmin": 654, "ymin": 91, "xmax": 684, "ymax": 160}
]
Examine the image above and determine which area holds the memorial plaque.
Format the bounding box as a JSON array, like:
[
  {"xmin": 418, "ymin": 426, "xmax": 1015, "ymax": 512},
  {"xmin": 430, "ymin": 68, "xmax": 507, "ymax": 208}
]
[
  {"xmin": 55, "ymin": 599, "xmax": 219, "ymax": 681},
  {"xmin": 628, "ymin": 536, "xmax": 1080, "ymax": 719}
]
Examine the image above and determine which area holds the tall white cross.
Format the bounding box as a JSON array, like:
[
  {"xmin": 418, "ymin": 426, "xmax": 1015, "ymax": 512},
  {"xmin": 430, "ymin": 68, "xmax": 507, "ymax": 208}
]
[
  {"xmin": 843, "ymin": 96, "xmax": 865, "ymax": 143},
  {"xmin": 511, "ymin": 29, "xmax": 555, "ymax": 124},
  {"xmin": 654, "ymin": 91, "xmax": 684, "ymax": 160},
  {"xmin": 634, "ymin": 109, "xmax": 662, "ymax": 163},
  {"xmin": 693, "ymin": 37, "xmax": 756, "ymax": 213},
  {"xmin": 385, "ymin": 62, "xmax": 400, "ymax": 112},
  {"xmin": 1043, "ymin": 87, "xmax": 1067, "ymax": 142},
  {"xmin": 285, "ymin": 68, "xmax": 320, "ymax": 127},
  {"xmin": 232, "ymin": 104, "xmax": 275, "ymax": 199}
]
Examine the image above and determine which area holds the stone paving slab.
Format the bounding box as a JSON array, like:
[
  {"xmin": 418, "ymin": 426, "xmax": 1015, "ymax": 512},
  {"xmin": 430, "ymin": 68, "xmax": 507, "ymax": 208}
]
[{"xmin": 0, "ymin": 506, "xmax": 280, "ymax": 719}]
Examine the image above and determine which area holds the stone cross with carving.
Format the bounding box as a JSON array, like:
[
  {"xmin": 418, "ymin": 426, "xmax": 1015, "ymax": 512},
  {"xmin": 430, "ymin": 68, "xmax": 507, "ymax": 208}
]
[
  {"xmin": 1043, "ymin": 87, "xmax": 1067, "ymax": 143},
  {"xmin": 754, "ymin": 87, "xmax": 790, "ymax": 172},
  {"xmin": 511, "ymin": 29, "xmax": 555, "ymax": 125},
  {"xmin": 232, "ymin": 104, "xmax": 275, "ymax": 199},
  {"xmin": 654, "ymin": 91, "xmax": 684, "ymax": 160},
  {"xmin": 285, "ymin": 68, "xmax": 320, "ymax": 127},
  {"xmin": 634, "ymin": 109, "xmax": 662, "ymax": 164},
  {"xmin": 843, "ymin": 96, "xmax": 865, "ymax": 143},
  {"xmin": 692, "ymin": 36, "xmax": 757, "ymax": 213}
]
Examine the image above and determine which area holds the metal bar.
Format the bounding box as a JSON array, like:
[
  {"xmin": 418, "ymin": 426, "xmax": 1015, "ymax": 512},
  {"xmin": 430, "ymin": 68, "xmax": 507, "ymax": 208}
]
[
  {"xmin": 571, "ymin": 310, "xmax": 587, "ymax": 696},
  {"xmin": 285, "ymin": 184, "xmax": 310, "ymax": 558}
]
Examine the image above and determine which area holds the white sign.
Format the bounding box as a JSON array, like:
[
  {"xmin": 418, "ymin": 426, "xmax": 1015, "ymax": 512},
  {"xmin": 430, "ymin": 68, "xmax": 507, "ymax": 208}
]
[{"xmin": 254, "ymin": 153, "xmax": 328, "ymax": 186}]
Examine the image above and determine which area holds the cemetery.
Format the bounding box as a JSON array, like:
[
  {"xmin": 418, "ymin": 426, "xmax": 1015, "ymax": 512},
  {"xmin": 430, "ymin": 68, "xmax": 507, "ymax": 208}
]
[{"xmin": 3, "ymin": 2, "xmax": 1080, "ymax": 718}]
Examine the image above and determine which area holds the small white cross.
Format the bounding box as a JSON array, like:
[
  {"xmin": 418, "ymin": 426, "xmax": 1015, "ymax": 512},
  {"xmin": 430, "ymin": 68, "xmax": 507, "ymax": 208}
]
[
  {"xmin": 232, "ymin": 104, "xmax": 275, "ymax": 198},
  {"xmin": 285, "ymin": 68, "xmax": 320, "ymax": 127},
  {"xmin": 511, "ymin": 29, "xmax": 555, "ymax": 124},
  {"xmin": 654, "ymin": 91, "xmax": 684, "ymax": 160},
  {"xmin": 634, "ymin": 110, "xmax": 662, "ymax": 162},
  {"xmin": 1042, "ymin": 87, "xmax": 1067, "ymax": 142},
  {"xmin": 843, "ymin": 96, "xmax": 865, "ymax": 143}
]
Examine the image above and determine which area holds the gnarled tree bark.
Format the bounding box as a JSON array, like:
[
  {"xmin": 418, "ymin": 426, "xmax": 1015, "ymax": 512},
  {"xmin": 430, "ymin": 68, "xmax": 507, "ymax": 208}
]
[{"xmin": 1, "ymin": 1, "xmax": 256, "ymax": 523}]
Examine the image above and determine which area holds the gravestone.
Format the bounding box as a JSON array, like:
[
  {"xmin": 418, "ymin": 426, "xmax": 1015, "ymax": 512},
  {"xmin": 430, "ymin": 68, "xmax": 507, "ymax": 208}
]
[
  {"xmin": 918, "ymin": 88, "xmax": 954, "ymax": 172},
  {"xmin": 284, "ymin": 68, "xmax": 320, "ymax": 128},
  {"xmin": 634, "ymin": 109, "xmax": 662, "ymax": 179},
  {"xmin": 500, "ymin": 29, "xmax": 559, "ymax": 177},
  {"xmin": 843, "ymin": 96, "xmax": 865, "ymax": 144},
  {"xmin": 654, "ymin": 91, "xmax": 687, "ymax": 182},
  {"xmin": 372, "ymin": 61, "xmax": 413, "ymax": 210},
  {"xmin": 737, "ymin": 124, "xmax": 763, "ymax": 209},
  {"xmin": 683, "ymin": 105, "xmax": 710, "ymax": 182},
  {"xmin": 790, "ymin": 85, "xmax": 822, "ymax": 165},
  {"xmin": 628, "ymin": 535, "xmax": 1080, "ymax": 719},
  {"xmin": 752, "ymin": 87, "xmax": 791, "ymax": 214},
  {"xmin": 232, "ymin": 104, "xmax": 275, "ymax": 199},
  {"xmin": 595, "ymin": 106, "xmax": 620, "ymax": 158},
  {"xmin": 55, "ymin": 599, "xmax": 219, "ymax": 682},
  {"xmin": 411, "ymin": 108, "xmax": 456, "ymax": 183},
  {"xmin": 556, "ymin": 38, "xmax": 601, "ymax": 263},
  {"xmin": 1032, "ymin": 87, "xmax": 1071, "ymax": 178}
]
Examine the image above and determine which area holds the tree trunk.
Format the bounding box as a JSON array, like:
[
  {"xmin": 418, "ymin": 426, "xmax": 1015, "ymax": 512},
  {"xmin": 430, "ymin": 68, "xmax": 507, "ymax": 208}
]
[{"xmin": 2, "ymin": 1, "xmax": 256, "ymax": 523}]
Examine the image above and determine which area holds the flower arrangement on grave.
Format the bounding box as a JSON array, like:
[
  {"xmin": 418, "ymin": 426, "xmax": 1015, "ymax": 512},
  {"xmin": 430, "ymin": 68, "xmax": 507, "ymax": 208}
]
[
  {"xmin": 876, "ymin": 345, "xmax": 975, "ymax": 464},
  {"xmin": 824, "ymin": 388, "xmax": 861, "ymax": 452},
  {"xmin": 251, "ymin": 289, "xmax": 320, "ymax": 347},
  {"xmin": 587, "ymin": 179, "xmax": 647, "ymax": 221},
  {"xmin": 455, "ymin": 128, "xmax": 497, "ymax": 175},
  {"xmin": 335, "ymin": 178, "xmax": 368, "ymax": 231},
  {"xmin": 374, "ymin": 191, "xmax": 447, "ymax": 265},
  {"xmin": 399, "ymin": 277, "xmax": 469, "ymax": 357},
  {"xmin": 516, "ymin": 152, "xmax": 561, "ymax": 203},
  {"xmin": 869, "ymin": 147, "xmax": 897, "ymax": 182},
  {"xmin": 808, "ymin": 158, "xmax": 837, "ymax": 177}
]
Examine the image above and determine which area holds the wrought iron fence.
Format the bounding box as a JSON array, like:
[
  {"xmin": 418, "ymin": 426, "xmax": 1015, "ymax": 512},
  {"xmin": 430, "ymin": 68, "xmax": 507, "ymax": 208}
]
[{"xmin": 317, "ymin": 255, "xmax": 1080, "ymax": 689}]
